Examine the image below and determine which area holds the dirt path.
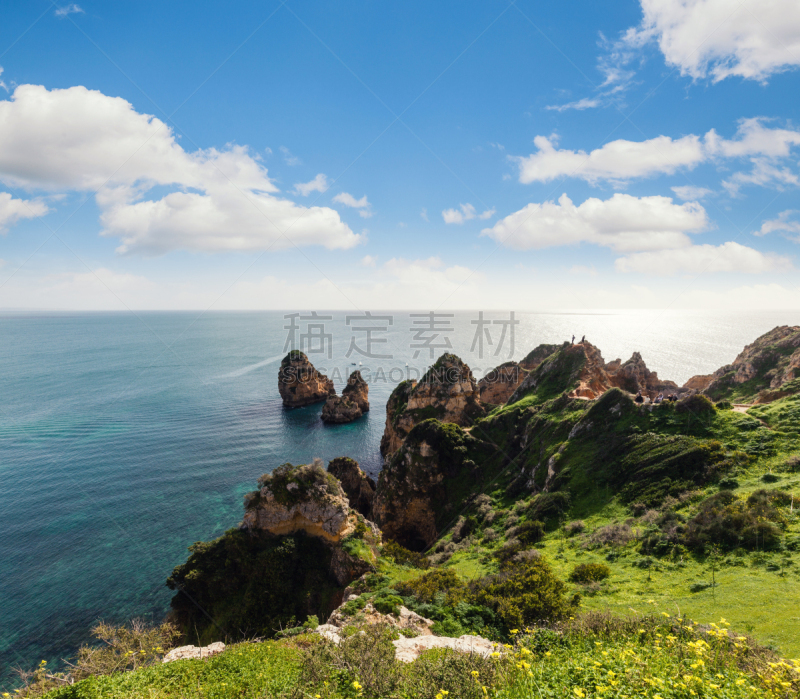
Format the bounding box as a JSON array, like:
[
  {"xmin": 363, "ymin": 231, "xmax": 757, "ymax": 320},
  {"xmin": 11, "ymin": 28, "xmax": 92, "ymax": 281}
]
[{"xmin": 733, "ymin": 404, "xmax": 752, "ymax": 413}]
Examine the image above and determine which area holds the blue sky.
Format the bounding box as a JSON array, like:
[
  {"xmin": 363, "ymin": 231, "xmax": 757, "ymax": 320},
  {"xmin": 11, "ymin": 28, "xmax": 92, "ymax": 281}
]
[{"xmin": 0, "ymin": 0, "xmax": 799, "ymax": 310}]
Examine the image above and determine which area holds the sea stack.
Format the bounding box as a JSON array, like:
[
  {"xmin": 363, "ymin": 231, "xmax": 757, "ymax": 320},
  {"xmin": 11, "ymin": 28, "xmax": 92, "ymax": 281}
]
[
  {"xmin": 278, "ymin": 350, "xmax": 335, "ymax": 408},
  {"xmin": 321, "ymin": 370, "xmax": 369, "ymax": 424}
]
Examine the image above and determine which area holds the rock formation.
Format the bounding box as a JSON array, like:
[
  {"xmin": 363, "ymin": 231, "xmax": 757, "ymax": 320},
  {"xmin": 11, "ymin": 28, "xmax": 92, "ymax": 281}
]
[
  {"xmin": 519, "ymin": 343, "xmax": 560, "ymax": 370},
  {"xmin": 683, "ymin": 374, "xmax": 714, "ymax": 392},
  {"xmin": 380, "ymin": 353, "xmax": 484, "ymax": 463},
  {"xmin": 702, "ymin": 326, "xmax": 800, "ymax": 403},
  {"xmin": 327, "ymin": 457, "xmax": 375, "ymax": 517},
  {"xmin": 242, "ymin": 460, "xmax": 361, "ymax": 543},
  {"xmin": 163, "ymin": 642, "xmax": 225, "ymax": 663},
  {"xmin": 374, "ymin": 419, "xmax": 492, "ymax": 550},
  {"xmin": 278, "ymin": 351, "xmax": 335, "ymax": 408},
  {"xmin": 509, "ymin": 341, "xmax": 686, "ymax": 403},
  {"xmin": 321, "ymin": 370, "xmax": 370, "ymax": 424},
  {"xmin": 478, "ymin": 361, "xmax": 528, "ymax": 405}
]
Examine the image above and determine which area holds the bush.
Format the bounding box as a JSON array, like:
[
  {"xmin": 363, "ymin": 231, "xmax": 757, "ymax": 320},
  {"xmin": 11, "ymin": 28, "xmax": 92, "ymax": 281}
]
[
  {"xmin": 586, "ymin": 522, "xmax": 633, "ymax": 549},
  {"xmin": 506, "ymin": 520, "xmax": 545, "ymax": 545},
  {"xmin": 372, "ymin": 591, "xmax": 404, "ymax": 616},
  {"xmin": 13, "ymin": 620, "xmax": 180, "ymax": 697},
  {"xmin": 382, "ymin": 540, "xmax": 431, "ymax": 569},
  {"xmin": 675, "ymin": 393, "xmax": 716, "ymax": 417},
  {"xmin": 470, "ymin": 557, "xmax": 578, "ymax": 629},
  {"xmin": 396, "ymin": 569, "xmax": 466, "ymax": 606},
  {"xmin": 565, "ymin": 520, "xmax": 585, "ymax": 536},
  {"xmin": 684, "ymin": 489, "xmax": 788, "ymax": 551},
  {"xmin": 762, "ymin": 473, "xmax": 781, "ymax": 483},
  {"xmin": 569, "ymin": 563, "xmax": 611, "ymax": 583},
  {"xmin": 527, "ymin": 492, "xmax": 571, "ymax": 529},
  {"xmin": 715, "ymin": 400, "xmax": 733, "ymax": 409},
  {"xmin": 718, "ymin": 477, "xmax": 740, "ymax": 490}
]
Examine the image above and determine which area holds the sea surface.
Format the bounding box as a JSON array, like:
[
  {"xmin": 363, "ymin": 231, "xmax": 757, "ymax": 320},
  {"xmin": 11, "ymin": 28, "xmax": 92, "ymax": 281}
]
[{"xmin": 2, "ymin": 308, "xmax": 800, "ymax": 687}]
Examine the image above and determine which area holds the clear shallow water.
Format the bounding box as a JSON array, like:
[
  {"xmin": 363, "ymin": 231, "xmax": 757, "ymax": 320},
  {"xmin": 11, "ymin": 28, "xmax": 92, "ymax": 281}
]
[{"xmin": 1, "ymin": 308, "xmax": 799, "ymax": 686}]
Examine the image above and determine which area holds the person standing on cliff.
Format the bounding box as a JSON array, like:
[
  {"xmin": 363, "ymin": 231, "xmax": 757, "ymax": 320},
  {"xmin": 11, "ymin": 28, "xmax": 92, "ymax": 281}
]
[
  {"xmin": 571, "ymin": 334, "xmax": 575, "ymax": 344},
  {"xmin": 581, "ymin": 335, "xmax": 585, "ymax": 343}
]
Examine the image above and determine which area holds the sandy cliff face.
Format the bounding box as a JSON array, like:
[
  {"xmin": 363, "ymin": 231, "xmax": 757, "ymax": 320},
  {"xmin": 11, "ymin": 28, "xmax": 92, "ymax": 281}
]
[
  {"xmin": 322, "ymin": 371, "xmax": 370, "ymax": 424},
  {"xmin": 477, "ymin": 361, "xmax": 528, "ymax": 405},
  {"xmin": 380, "ymin": 354, "xmax": 484, "ymax": 463},
  {"xmin": 278, "ymin": 351, "xmax": 335, "ymax": 408}
]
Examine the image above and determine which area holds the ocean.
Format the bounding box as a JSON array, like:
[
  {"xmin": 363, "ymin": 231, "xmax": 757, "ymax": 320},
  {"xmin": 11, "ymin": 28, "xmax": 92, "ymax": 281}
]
[{"xmin": 1, "ymin": 308, "xmax": 799, "ymax": 687}]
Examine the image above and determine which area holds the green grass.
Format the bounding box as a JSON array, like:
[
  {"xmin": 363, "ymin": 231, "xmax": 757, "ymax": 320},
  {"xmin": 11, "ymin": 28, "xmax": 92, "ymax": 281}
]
[{"xmin": 44, "ymin": 641, "xmax": 301, "ymax": 698}]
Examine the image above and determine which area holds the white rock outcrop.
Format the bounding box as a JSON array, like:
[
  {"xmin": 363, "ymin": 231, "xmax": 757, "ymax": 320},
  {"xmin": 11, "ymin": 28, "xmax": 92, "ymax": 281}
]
[
  {"xmin": 162, "ymin": 642, "xmax": 225, "ymax": 663},
  {"xmin": 392, "ymin": 634, "xmax": 497, "ymax": 663}
]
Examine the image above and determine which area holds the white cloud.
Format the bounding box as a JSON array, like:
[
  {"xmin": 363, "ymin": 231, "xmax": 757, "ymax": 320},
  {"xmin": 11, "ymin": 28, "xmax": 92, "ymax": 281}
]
[
  {"xmin": 626, "ymin": 0, "xmax": 800, "ymax": 82},
  {"xmin": 671, "ymin": 185, "xmax": 712, "ymax": 200},
  {"xmin": 420, "ymin": 208, "xmax": 428, "ymax": 221},
  {"xmin": 442, "ymin": 203, "xmax": 495, "ymax": 224},
  {"xmin": 360, "ymin": 254, "xmax": 377, "ymax": 267},
  {"xmin": 545, "ymin": 97, "xmax": 602, "ymax": 112},
  {"xmin": 514, "ymin": 118, "xmax": 800, "ymax": 188},
  {"xmin": 758, "ymin": 210, "xmax": 800, "ymax": 237},
  {"xmin": 293, "ymin": 173, "xmax": 329, "ymax": 196},
  {"xmin": 614, "ymin": 242, "xmax": 792, "ymax": 274},
  {"xmin": 514, "ymin": 133, "xmax": 705, "ymax": 184},
  {"xmin": 0, "ymin": 84, "xmax": 361, "ymax": 254},
  {"xmin": 55, "ymin": 3, "xmax": 84, "ymax": 17},
  {"xmin": 0, "ymin": 192, "xmax": 49, "ymax": 232},
  {"xmin": 482, "ymin": 193, "xmax": 709, "ymax": 252},
  {"xmin": 332, "ymin": 192, "xmax": 373, "ymax": 218},
  {"xmin": 723, "ymin": 158, "xmax": 800, "ymax": 196},
  {"xmin": 279, "ymin": 146, "xmax": 301, "ymax": 166},
  {"xmin": 0, "ymin": 67, "xmax": 7, "ymax": 93}
]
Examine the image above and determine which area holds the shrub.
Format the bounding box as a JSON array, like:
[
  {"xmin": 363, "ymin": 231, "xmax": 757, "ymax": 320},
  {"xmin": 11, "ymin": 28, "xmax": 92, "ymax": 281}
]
[
  {"xmin": 372, "ymin": 591, "xmax": 404, "ymax": 616},
  {"xmin": 470, "ymin": 557, "xmax": 578, "ymax": 629},
  {"xmin": 762, "ymin": 473, "xmax": 781, "ymax": 483},
  {"xmin": 565, "ymin": 520, "xmax": 585, "ymax": 536},
  {"xmin": 396, "ymin": 569, "xmax": 466, "ymax": 606},
  {"xmin": 718, "ymin": 477, "xmax": 740, "ymax": 490},
  {"xmin": 527, "ymin": 491, "xmax": 571, "ymax": 528},
  {"xmin": 382, "ymin": 539, "xmax": 431, "ymax": 569},
  {"xmin": 782, "ymin": 455, "xmax": 800, "ymax": 472},
  {"xmin": 506, "ymin": 520, "xmax": 545, "ymax": 545},
  {"xmin": 675, "ymin": 393, "xmax": 716, "ymax": 417},
  {"xmin": 569, "ymin": 562, "xmax": 611, "ymax": 583},
  {"xmin": 482, "ymin": 528, "xmax": 499, "ymax": 543},
  {"xmin": 253, "ymin": 459, "xmax": 340, "ymax": 508},
  {"xmin": 684, "ymin": 489, "xmax": 787, "ymax": 551},
  {"xmin": 715, "ymin": 400, "xmax": 733, "ymax": 409},
  {"xmin": 586, "ymin": 522, "xmax": 633, "ymax": 549}
]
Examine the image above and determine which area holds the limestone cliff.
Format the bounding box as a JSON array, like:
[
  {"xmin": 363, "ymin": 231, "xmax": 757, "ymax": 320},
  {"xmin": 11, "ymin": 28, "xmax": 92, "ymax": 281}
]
[
  {"xmin": 321, "ymin": 370, "xmax": 369, "ymax": 424},
  {"xmin": 278, "ymin": 351, "xmax": 335, "ymax": 408},
  {"xmin": 373, "ymin": 420, "xmax": 494, "ymax": 550},
  {"xmin": 519, "ymin": 343, "xmax": 560, "ymax": 370},
  {"xmin": 380, "ymin": 353, "xmax": 484, "ymax": 463},
  {"xmin": 509, "ymin": 341, "xmax": 685, "ymax": 404},
  {"xmin": 703, "ymin": 326, "xmax": 800, "ymax": 403},
  {"xmin": 327, "ymin": 456, "xmax": 375, "ymax": 517},
  {"xmin": 478, "ymin": 361, "xmax": 528, "ymax": 405}
]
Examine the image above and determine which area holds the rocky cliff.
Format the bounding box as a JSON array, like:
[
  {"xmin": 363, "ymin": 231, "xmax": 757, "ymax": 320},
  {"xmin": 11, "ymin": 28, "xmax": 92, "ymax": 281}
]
[
  {"xmin": 702, "ymin": 325, "xmax": 800, "ymax": 403},
  {"xmin": 327, "ymin": 456, "xmax": 375, "ymax": 517},
  {"xmin": 167, "ymin": 459, "xmax": 381, "ymax": 642},
  {"xmin": 477, "ymin": 361, "xmax": 528, "ymax": 405},
  {"xmin": 321, "ymin": 370, "xmax": 369, "ymax": 424},
  {"xmin": 278, "ymin": 351, "xmax": 335, "ymax": 408},
  {"xmin": 380, "ymin": 354, "xmax": 484, "ymax": 463}
]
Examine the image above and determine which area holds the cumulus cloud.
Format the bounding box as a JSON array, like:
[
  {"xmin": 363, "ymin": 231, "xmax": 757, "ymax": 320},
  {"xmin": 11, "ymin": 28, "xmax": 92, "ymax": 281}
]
[
  {"xmin": 332, "ymin": 192, "xmax": 373, "ymax": 218},
  {"xmin": 625, "ymin": 0, "xmax": 800, "ymax": 82},
  {"xmin": 671, "ymin": 185, "xmax": 712, "ymax": 200},
  {"xmin": 0, "ymin": 84, "xmax": 361, "ymax": 254},
  {"xmin": 513, "ymin": 118, "xmax": 800, "ymax": 189},
  {"xmin": 360, "ymin": 254, "xmax": 377, "ymax": 267},
  {"xmin": 482, "ymin": 193, "xmax": 708, "ymax": 252},
  {"xmin": 0, "ymin": 67, "xmax": 7, "ymax": 93},
  {"xmin": 55, "ymin": 3, "xmax": 84, "ymax": 17},
  {"xmin": 757, "ymin": 210, "xmax": 800, "ymax": 237},
  {"xmin": 0, "ymin": 192, "xmax": 49, "ymax": 232},
  {"xmin": 442, "ymin": 203, "xmax": 495, "ymax": 224},
  {"xmin": 293, "ymin": 173, "xmax": 329, "ymax": 196},
  {"xmin": 614, "ymin": 242, "xmax": 792, "ymax": 274}
]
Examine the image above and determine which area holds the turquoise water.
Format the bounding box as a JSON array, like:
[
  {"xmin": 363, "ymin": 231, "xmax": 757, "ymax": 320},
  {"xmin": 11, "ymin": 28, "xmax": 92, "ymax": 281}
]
[{"xmin": 2, "ymin": 309, "xmax": 799, "ymax": 687}]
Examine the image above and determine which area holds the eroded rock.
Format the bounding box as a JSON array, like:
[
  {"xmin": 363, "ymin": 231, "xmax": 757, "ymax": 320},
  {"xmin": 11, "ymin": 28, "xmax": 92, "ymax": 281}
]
[
  {"xmin": 327, "ymin": 457, "xmax": 375, "ymax": 517},
  {"xmin": 278, "ymin": 351, "xmax": 335, "ymax": 408},
  {"xmin": 380, "ymin": 354, "xmax": 484, "ymax": 463},
  {"xmin": 393, "ymin": 634, "xmax": 496, "ymax": 663},
  {"xmin": 478, "ymin": 361, "xmax": 528, "ymax": 405},
  {"xmin": 322, "ymin": 371, "xmax": 370, "ymax": 424}
]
